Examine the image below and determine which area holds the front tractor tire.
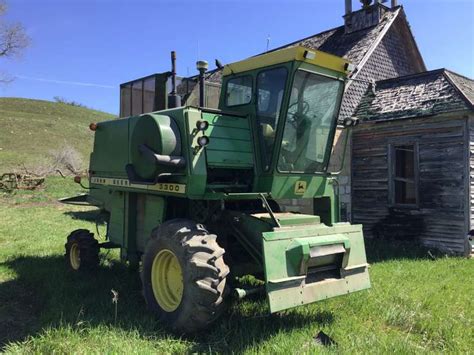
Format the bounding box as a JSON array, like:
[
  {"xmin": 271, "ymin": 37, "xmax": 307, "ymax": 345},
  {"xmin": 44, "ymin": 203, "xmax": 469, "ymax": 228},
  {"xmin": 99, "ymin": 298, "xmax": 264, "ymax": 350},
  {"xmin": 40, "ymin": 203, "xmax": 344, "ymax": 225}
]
[
  {"xmin": 65, "ymin": 229, "xmax": 100, "ymax": 271},
  {"xmin": 142, "ymin": 219, "xmax": 229, "ymax": 334}
]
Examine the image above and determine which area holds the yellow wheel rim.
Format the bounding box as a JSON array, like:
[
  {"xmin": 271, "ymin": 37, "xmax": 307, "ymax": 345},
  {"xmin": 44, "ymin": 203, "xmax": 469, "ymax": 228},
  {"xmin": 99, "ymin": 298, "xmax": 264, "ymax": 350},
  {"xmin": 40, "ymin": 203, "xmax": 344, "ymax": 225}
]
[
  {"xmin": 70, "ymin": 243, "xmax": 81, "ymax": 270},
  {"xmin": 151, "ymin": 249, "xmax": 184, "ymax": 312}
]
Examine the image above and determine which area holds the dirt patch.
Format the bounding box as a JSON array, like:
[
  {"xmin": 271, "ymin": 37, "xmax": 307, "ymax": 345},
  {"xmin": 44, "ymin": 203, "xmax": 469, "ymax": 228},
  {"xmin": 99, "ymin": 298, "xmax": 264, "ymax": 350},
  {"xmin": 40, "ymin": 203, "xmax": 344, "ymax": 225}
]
[{"xmin": 14, "ymin": 200, "xmax": 62, "ymax": 208}]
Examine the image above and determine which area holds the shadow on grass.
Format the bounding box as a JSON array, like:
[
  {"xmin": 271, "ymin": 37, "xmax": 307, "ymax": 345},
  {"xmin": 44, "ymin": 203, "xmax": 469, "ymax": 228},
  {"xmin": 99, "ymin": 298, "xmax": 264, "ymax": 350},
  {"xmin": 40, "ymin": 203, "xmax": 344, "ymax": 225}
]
[
  {"xmin": 0, "ymin": 278, "xmax": 43, "ymax": 347},
  {"xmin": 365, "ymin": 237, "xmax": 445, "ymax": 263},
  {"xmin": 0, "ymin": 255, "xmax": 334, "ymax": 352},
  {"xmin": 63, "ymin": 210, "xmax": 105, "ymax": 224}
]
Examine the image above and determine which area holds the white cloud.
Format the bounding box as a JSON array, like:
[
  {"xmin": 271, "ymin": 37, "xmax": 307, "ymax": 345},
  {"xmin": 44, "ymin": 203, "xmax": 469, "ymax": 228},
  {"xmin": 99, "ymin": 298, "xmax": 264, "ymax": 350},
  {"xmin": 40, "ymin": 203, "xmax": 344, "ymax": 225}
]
[{"xmin": 15, "ymin": 75, "xmax": 115, "ymax": 89}]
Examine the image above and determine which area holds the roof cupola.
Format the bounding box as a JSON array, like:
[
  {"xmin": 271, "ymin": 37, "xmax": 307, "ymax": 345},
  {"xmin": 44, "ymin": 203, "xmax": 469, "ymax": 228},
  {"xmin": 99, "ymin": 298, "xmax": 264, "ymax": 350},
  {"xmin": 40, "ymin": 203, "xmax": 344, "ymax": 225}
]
[{"xmin": 344, "ymin": 0, "xmax": 398, "ymax": 34}]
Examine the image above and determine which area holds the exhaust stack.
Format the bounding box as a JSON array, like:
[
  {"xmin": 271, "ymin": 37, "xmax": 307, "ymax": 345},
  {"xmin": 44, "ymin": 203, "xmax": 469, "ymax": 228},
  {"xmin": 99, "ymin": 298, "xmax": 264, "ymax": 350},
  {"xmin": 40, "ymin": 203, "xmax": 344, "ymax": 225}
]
[{"xmin": 168, "ymin": 51, "xmax": 181, "ymax": 108}]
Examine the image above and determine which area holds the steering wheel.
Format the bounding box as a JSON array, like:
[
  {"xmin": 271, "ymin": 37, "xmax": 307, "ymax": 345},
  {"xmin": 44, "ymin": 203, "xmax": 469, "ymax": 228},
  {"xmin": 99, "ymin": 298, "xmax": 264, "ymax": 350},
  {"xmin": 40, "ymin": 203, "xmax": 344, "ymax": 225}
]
[
  {"xmin": 287, "ymin": 100, "xmax": 310, "ymax": 128},
  {"xmin": 288, "ymin": 100, "xmax": 310, "ymax": 115}
]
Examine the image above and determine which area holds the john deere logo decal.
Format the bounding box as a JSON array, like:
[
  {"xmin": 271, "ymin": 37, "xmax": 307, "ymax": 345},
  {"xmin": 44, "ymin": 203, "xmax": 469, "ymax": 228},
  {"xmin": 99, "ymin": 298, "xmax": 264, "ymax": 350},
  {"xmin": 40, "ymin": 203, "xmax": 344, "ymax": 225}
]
[{"xmin": 294, "ymin": 180, "xmax": 307, "ymax": 195}]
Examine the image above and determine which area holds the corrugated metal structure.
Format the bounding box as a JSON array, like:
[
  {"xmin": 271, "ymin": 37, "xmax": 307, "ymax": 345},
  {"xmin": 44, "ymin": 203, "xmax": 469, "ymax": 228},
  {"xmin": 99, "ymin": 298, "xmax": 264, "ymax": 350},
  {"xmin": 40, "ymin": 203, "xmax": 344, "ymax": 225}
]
[{"xmin": 352, "ymin": 70, "xmax": 474, "ymax": 254}]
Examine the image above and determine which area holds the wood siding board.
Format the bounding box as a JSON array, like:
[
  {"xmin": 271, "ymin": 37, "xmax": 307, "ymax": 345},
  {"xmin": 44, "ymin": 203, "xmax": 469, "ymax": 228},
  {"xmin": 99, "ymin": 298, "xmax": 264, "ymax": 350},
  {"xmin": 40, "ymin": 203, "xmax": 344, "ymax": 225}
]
[
  {"xmin": 469, "ymin": 115, "xmax": 474, "ymax": 237},
  {"xmin": 352, "ymin": 116, "xmax": 467, "ymax": 253}
]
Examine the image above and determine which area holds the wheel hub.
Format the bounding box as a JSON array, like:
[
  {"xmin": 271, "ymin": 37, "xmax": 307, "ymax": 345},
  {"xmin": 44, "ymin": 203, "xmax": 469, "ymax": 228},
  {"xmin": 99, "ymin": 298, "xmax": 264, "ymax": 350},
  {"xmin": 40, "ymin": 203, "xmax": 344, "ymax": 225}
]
[
  {"xmin": 151, "ymin": 249, "xmax": 184, "ymax": 312},
  {"xmin": 70, "ymin": 243, "xmax": 81, "ymax": 270}
]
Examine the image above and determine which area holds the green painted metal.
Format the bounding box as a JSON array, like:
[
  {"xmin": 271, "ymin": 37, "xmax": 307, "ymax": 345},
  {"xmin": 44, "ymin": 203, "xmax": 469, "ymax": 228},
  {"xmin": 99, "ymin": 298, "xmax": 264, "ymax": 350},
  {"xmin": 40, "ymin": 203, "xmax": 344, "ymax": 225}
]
[
  {"xmin": 64, "ymin": 46, "xmax": 370, "ymax": 318},
  {"xmin": 89, "ymin": 118, "xmax": 129, "ymax": 178},
  {"xmin": 200, "ymin": 111, "xmax": 254, "ymax": 168},
  {"xmin": 130, "ymin": 113, "xmax": 182, "ymax": 179},
  {"xmin": 262, "ymin": 223, "xmax": 370, "ymax": 312},
  {"xmin": 135, "ymin": 194, "xmax": 165, "ymax": 252},
  {"xmin": 256, "ymin": 212, "xmax": 320, "ymax": 226}
]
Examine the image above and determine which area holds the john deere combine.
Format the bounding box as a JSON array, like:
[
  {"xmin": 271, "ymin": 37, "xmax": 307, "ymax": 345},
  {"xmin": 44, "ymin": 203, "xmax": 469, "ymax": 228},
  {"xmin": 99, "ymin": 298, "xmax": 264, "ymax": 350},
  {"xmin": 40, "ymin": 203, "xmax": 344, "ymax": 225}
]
[{"xmin": 63, "ymin": 46, "xmax": 370, "ymax": 333}]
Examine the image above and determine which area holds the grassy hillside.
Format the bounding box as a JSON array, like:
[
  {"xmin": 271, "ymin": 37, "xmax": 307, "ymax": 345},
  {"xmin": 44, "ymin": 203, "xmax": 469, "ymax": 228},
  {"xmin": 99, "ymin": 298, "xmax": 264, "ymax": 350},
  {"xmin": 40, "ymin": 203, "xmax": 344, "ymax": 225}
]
[{"xmin": 0, "ymin": 98, "xmax": 115, "ymax": 173}]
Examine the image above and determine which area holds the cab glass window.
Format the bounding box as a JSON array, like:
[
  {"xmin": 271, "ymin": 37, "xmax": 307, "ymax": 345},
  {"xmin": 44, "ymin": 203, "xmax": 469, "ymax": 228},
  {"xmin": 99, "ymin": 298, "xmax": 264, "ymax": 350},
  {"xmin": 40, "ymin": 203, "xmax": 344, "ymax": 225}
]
[
  {"xmin": 225, "ymin": 76, "xmax": 252, "ymax": 106},
  {"xmin": 256, "ymin": 67, "xmax": 288, "ymax": 170},
  {"xmin": 278, "ymin": 71, "xmax": 343, "ymax": 173}
]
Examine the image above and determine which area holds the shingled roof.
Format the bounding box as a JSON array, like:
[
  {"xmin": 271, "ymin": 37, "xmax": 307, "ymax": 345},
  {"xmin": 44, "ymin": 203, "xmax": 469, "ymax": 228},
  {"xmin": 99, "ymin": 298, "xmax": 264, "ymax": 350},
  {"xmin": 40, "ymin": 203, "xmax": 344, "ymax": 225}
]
[
  {"xmin": 207, "ymin": 5, "xmax": 405, "ymax": 83},
  {"xmin": 445, "ymin": 70, "xmax": 474, "ymax": 105},
  {"xmin": 276, "ymin": 6, "xmax": 399, "ymax": 70},
  {"xmin": 354, "ymin": 69, "xmax": 474, "ymax": 122}
]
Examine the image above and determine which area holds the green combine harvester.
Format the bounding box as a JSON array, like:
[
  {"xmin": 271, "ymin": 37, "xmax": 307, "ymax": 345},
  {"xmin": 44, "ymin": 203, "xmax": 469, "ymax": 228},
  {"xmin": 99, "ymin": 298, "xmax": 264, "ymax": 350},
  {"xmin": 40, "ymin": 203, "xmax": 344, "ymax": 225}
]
[{"xmin": 63, "ymin": 46, "xmax": 370, "ymax": 333}]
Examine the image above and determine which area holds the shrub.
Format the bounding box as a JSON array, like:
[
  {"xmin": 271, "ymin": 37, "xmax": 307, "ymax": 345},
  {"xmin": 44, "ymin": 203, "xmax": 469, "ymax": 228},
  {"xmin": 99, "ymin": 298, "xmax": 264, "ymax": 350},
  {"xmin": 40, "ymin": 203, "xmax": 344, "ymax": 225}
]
[
  {"xmin": 53, "ymin": 96, "xmax": 88, "ymax": 108},
  {"xmin": 48, "ymin": 145, "xmax": 84, "ymax": 175}
]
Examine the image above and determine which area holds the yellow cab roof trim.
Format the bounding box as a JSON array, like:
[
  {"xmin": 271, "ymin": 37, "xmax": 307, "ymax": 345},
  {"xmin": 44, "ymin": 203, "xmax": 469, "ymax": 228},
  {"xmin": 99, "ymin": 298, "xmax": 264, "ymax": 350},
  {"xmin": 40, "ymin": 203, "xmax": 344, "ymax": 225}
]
[{"xmin": 222, "ymin": 46, "xmax": 351, "ymax": 76}]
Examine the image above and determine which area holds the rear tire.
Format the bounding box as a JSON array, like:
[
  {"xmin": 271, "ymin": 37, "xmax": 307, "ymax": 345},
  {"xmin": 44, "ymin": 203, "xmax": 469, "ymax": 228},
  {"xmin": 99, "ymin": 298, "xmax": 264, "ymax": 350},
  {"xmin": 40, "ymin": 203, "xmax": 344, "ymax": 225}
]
[
  {"xmin": 65, "ymin": 229, "xmax": 100, "ymax": 271},
  {"xmin": 142, "ymin": 219, "xmax": 229, "ymax": 334}
]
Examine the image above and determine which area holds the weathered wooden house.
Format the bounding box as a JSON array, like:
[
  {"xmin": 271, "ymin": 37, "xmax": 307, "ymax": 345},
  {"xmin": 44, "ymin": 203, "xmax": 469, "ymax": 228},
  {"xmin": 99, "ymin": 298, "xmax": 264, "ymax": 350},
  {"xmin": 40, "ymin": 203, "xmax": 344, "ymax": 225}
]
[{"xmin": 351, "ymin": 70, "xmax": 474, "ymax": 254}]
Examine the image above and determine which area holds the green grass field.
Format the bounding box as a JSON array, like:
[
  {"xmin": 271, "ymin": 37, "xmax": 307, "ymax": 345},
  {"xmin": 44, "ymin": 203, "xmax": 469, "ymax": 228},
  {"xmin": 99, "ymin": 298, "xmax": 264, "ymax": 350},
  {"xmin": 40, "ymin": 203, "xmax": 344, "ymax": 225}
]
[
  {"xmin": 0, "ymin": 98, "xmax": 114, "ymax": 173},
  {"xmin": 0, "ymin": 177, "xmax": 473, "ymax": 354}
]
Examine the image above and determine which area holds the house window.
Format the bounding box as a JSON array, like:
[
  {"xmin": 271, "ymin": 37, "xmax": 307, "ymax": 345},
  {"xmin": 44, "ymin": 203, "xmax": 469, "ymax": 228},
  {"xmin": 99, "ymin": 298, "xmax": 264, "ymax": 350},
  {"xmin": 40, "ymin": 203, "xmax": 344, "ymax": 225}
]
[{"xmin": 390, "ymin": 144, "xmax": 418, "ymax": 206}]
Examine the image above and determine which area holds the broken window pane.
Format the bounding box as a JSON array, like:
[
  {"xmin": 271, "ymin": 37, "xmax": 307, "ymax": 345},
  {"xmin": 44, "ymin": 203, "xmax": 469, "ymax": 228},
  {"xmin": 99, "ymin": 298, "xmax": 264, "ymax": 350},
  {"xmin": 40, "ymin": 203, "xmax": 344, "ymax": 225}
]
[
  {"xmin": 393, "ymin": 144, "xmax": 417, "ymax": 205},
  {"xmin": 395, "ymin": 180, "xmax": 416, "ymax": 204},
  {"xmin": 395, "ymin": 145, "xmax": 414, "ymax": 179}
]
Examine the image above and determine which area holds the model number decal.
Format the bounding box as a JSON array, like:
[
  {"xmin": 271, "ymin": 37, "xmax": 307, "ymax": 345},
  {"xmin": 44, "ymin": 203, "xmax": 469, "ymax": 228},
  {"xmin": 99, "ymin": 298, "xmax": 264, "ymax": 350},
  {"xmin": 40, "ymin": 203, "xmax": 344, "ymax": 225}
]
[
  {"xmin": 91, "ymin": 177, "xmax": 186, "ymax": 194},
  {"xmin": 148, "ymin": 183, "xmax": 185, "ymax": 193}
]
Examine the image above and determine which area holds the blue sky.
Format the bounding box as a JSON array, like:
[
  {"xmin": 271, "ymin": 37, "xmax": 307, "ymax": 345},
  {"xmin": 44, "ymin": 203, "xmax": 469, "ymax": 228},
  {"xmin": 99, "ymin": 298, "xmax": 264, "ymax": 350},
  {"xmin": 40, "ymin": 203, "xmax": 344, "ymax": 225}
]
[{"xmin": 1, "ymin": 0, "xmax": 473, "ymax": 114}]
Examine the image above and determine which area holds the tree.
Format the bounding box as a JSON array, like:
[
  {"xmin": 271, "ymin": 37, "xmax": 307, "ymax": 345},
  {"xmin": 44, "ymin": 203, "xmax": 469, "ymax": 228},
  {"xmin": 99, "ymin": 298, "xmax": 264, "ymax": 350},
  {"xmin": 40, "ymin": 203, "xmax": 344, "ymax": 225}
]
[{"xmin": 0, "ymin": 0, "xmax": 29, "ymax": 82}]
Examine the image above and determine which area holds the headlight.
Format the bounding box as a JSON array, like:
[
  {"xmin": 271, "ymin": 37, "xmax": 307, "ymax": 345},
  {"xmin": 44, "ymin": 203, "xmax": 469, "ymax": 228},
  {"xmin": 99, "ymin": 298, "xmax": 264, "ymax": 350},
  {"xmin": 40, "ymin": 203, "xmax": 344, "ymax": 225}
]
[
  {"xmin": 196, "ymin": 120, "xmax": 209, "ymax": 131},
  {"xmin": 343, "ymin": 117, "xmax": 359, "ymax": 127},
  {"xmin": 198, "ymin": 136, "xmax": 210, "ymax": 147}
]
